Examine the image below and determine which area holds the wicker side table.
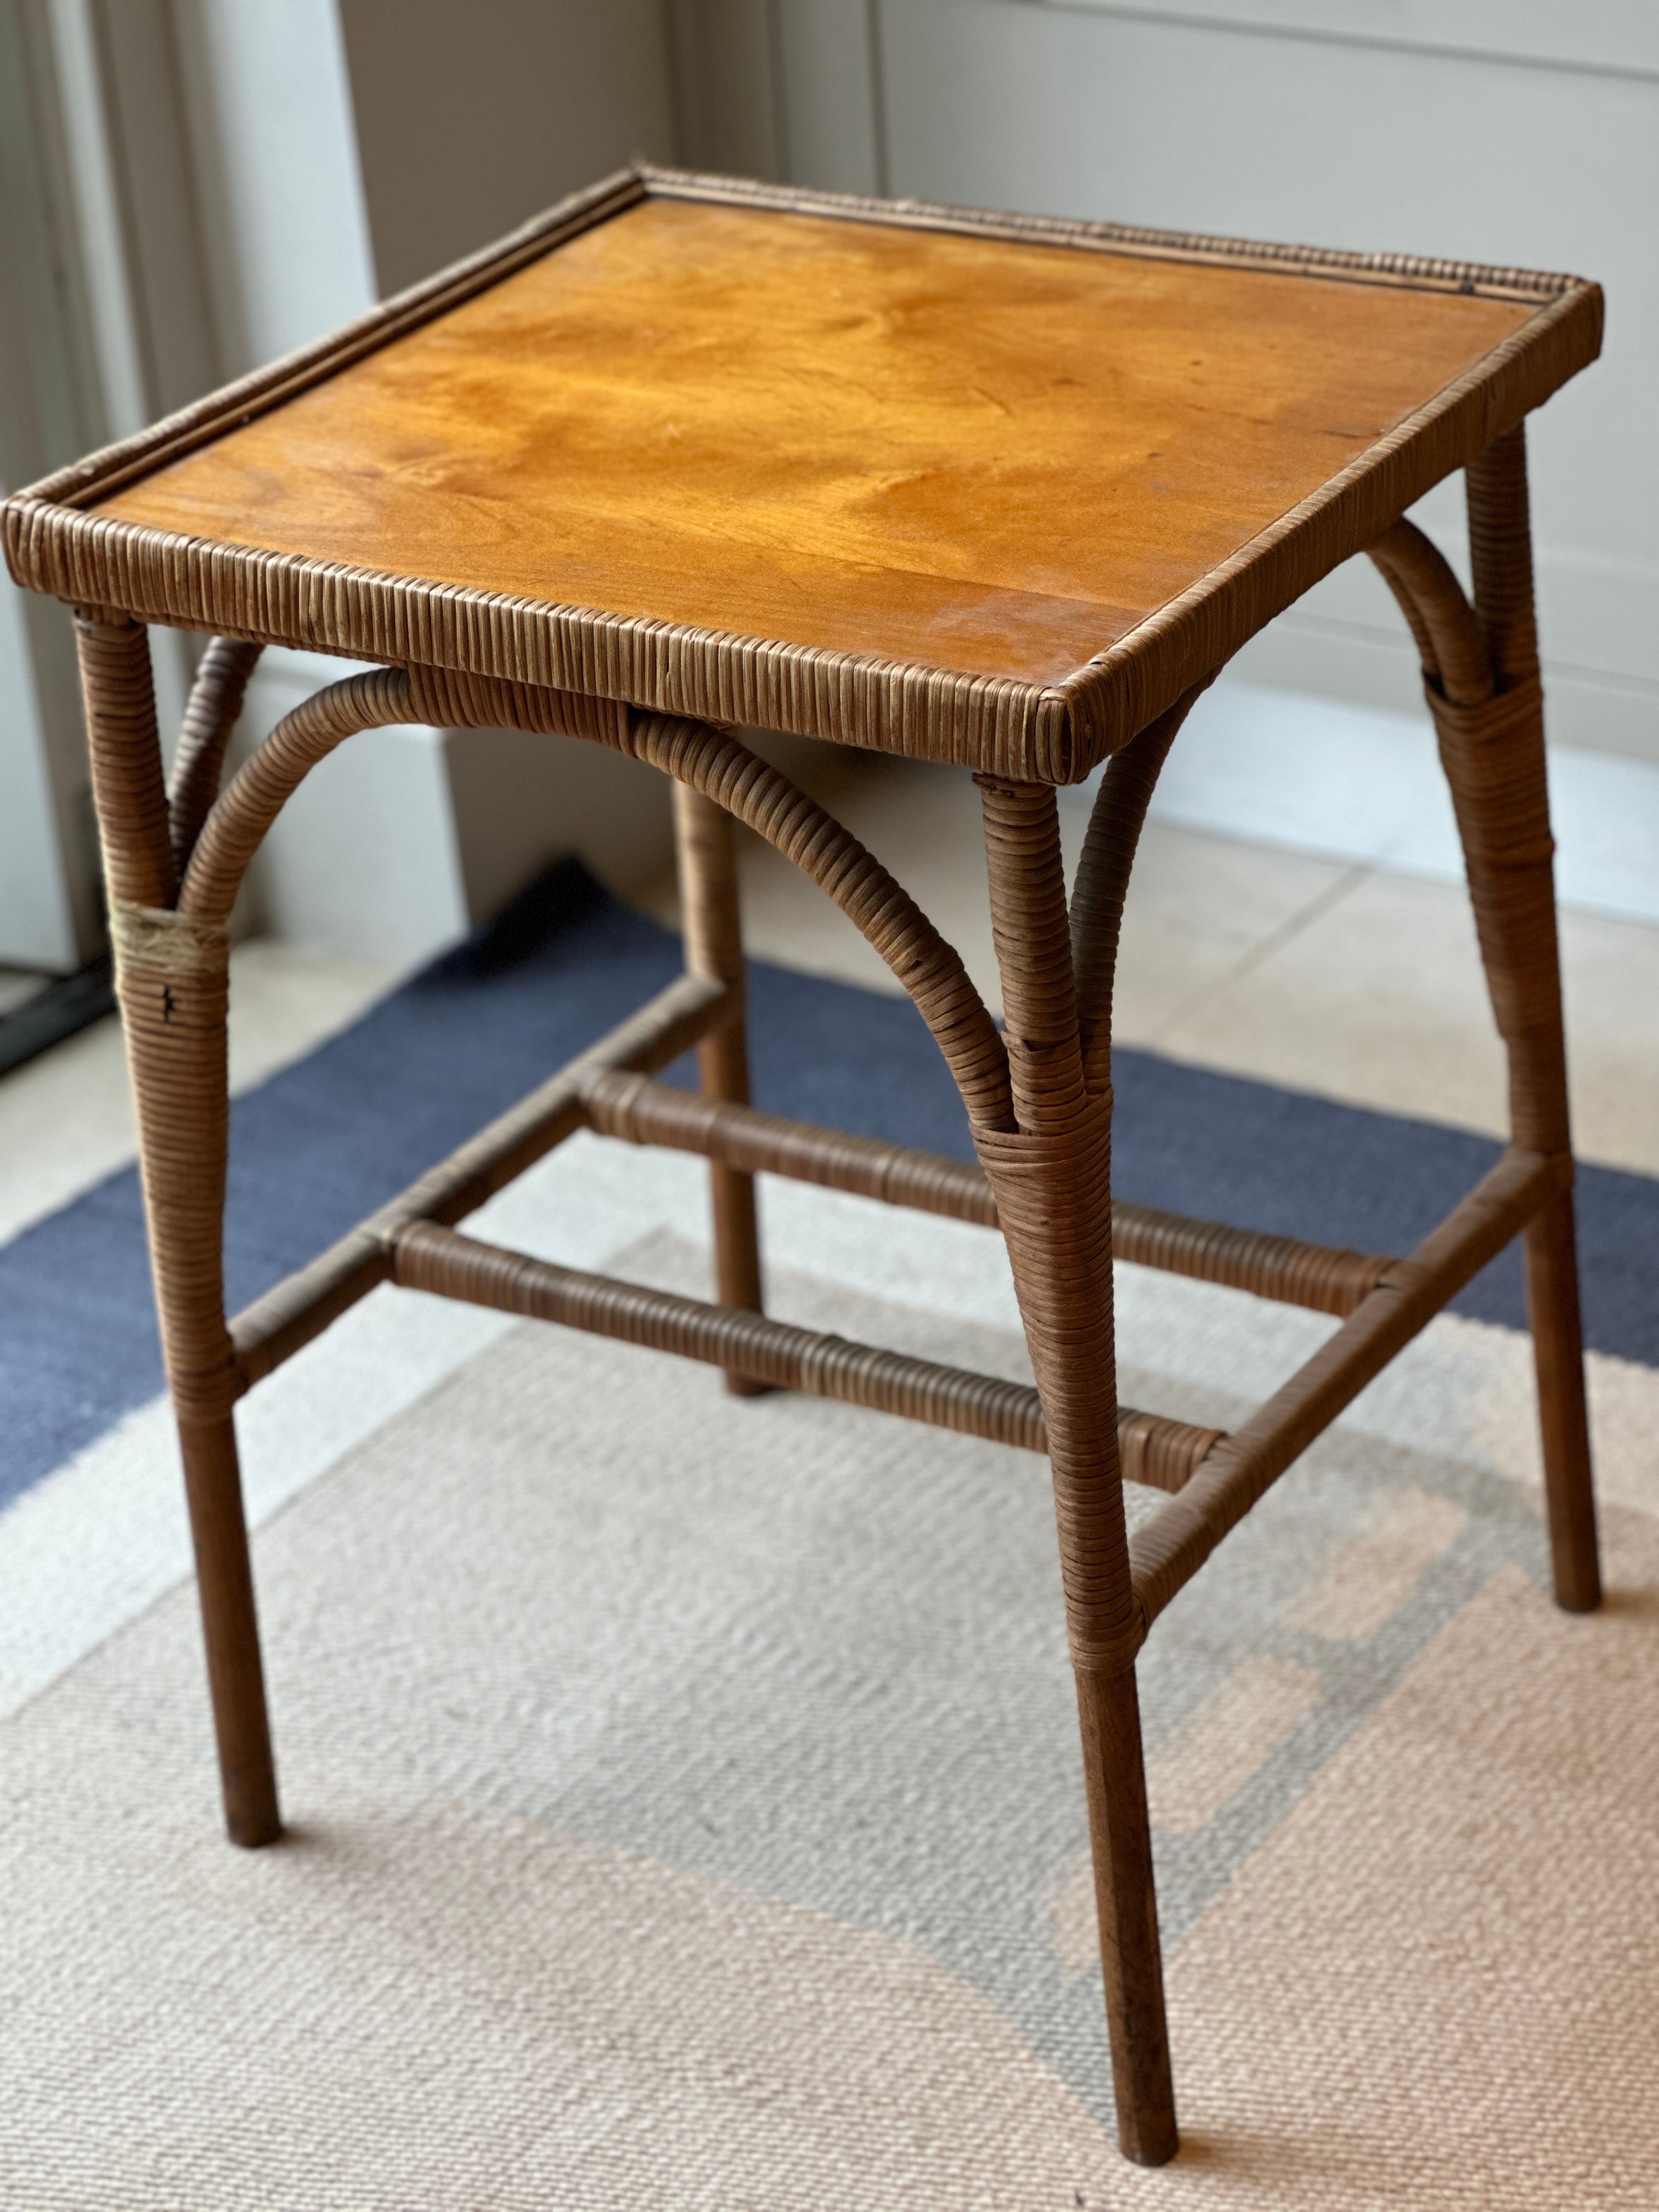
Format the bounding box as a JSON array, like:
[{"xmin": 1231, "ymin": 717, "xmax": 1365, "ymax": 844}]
[{"xmin": 3, "ymin": 167, "xmax": 1603, "ymax": 2168}]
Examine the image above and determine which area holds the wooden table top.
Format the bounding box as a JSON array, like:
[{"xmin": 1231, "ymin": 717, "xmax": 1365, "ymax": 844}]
[{"xmin": 6, "ymin": 170, "xmax": 1600, "ymax": 778}]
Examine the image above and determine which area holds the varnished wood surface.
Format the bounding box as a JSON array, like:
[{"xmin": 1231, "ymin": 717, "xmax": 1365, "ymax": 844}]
[{"xmin": 98, "ymin": 198, "xmax": 1531, "ymax": 688}]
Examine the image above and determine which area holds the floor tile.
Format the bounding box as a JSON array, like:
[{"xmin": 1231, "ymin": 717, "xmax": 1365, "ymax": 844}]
[
  {"xmin": 1110, "ymin": 825, "xmax": 1357, "ymax": 1049},
  {"xmin": 1556, "ymin": 905, "xmax": 1659, "ymax": 1175},
  {"xmin": 1156, "ymin": 865, "xmax": 1511, "ymax": 1139}
]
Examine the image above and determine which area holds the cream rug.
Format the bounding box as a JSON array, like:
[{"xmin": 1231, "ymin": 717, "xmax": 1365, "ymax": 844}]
[{"xmin": 5, "ymin": 1141, "xmax": 1658, "ymax": 2209}]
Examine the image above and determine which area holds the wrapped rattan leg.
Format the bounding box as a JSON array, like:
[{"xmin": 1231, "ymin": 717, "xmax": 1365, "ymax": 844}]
[
  {"xmin": 673, "ymin": 780, "xmax": 765, "ymax": 1396},
  {"xmin": 1074, "ymin": 1665, "xmax": 1172, "ymax": 2164},
  {"xmin": 1370, "ymin": 455, "xmax": 1599, "ymax": 1613},
  {"xmin": 1523, "ymin": 1187, "xmax": 1599, "ymax": 1609},
  {"xmin": 976, "ymin": 774, "xmax": 1175, "ymax": 2166},
  {"xmin": 1463, "ymin": 430, "xmax": 1599, "ymax": 1612},
  {"xmin": 112, "ymin": 900, "xmax": 279, "ymax": 1844},
  {"xmin": 76, "ymin": 612, "xmax": 281, "ymax": 1846},
  {"xmin": 175, "ymin": 1414, "xmax": 280, "ymax": 1844}
]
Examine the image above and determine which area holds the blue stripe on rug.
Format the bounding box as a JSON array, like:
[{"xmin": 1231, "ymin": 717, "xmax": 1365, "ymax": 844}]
[{"xmin": 3, "ymin": 860, "xmax": 1655, "ymax": 1510}]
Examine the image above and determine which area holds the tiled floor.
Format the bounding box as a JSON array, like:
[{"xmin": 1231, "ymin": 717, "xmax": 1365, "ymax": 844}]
[{"xmin": 2, "ymin": 747, "xmax": 1655, "ymax": 1255}]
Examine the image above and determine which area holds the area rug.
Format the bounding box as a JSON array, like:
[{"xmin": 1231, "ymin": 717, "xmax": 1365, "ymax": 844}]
[
  {"xmin": 4, "ymin": 860, "xmax": 1658, "ymax": 1508},
  {"xmin": 5, "ymin": 1202, "xmax": 1658, "ymax": 2208},
  {"xmin": 4, "ymin": 865, "xmax": 1658, "ymax": 2207}
]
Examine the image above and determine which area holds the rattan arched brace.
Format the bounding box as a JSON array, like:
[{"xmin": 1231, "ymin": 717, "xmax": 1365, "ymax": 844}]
[
  {"xmin": 169, "ymin": 638, "xmax": 264, "ymax": 867},
  {"xmin": 616, "ymin": 709, "xmax": 1015, "ymax": 1134},
  {"xmin": 1365, "ymin": 502, "xmax": 1566, "ymax": 1158},
  {"xmin": 400, "ymin": 668, "xmax": 1017, "ymax": 1133},
  {"xmin": 1069, "ymin": 676, "xmax": 1215, "ymax": 1097},
  {"xmin": 176, "ymin": 664, "xmax": 1014, "ymax": 1134},
  {"xmin": 179, "ymin": 666, "xmax": 415, "ymax": 925},
  {"xmin": 1367, "ymin": 521, "xmax": 1493, "ymax": 709}
]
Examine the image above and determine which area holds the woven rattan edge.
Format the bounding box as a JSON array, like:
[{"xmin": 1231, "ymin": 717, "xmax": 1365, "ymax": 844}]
[
  {"xmin": 0, "ymin": 499, "xmax": 1070, "ymax": 777},
  {"xmin": 2, "ymin": 165, "xmax": 1603, "ymax": 782},
  {"xmin": 637, "ymin": 166, "xmax": 1589, "ymax": 305}
]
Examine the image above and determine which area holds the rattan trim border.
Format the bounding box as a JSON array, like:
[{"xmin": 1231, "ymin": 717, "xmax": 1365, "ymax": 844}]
[
  {"xmin": 1, "ymin": 166, "xmax": 1602, "ymax": 781},
  {"xmin": 640, "ymin": 165, "xmax": 1586, "ymax": 303}
]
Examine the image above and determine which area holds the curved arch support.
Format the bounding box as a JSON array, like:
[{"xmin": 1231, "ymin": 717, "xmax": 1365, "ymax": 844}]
[
  {"xmin": 170, "ymin": 638, "xmax": 264, "ymax": 867},
  {"xmin": 622, "ymin": 712, "xmax": 1015, "ymax": 1136},
  {"xmin": 179, "ymin": 667, "xmax": 414, "ymax": 927},
  {"xmin": 1365, "ymin": 509, "xmax": 1565, "ymax": 1152},
  {"xmin": 1368, "ymin": 520, "xmax": 1493, "ymax": 706},
  {"xmin": 394, "ymin": 663, "xmax": 1017, "ymax": 1137},
  {"xmin": 1070, "ymin": 679, "xmax": 1214, "ymax": 1097},
  {"xmin": 175, "ymin": 662, "xmax": 1013, "ymax": 1139}
]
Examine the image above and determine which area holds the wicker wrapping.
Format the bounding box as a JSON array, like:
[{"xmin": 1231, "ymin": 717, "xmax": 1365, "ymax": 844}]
[
  {"xmin": 170, "ymin": 639, "xmax": 263, "ymax": 866},
  {"xmin": 109, "ymin": 901, "xmax": 236, "ymax": 1421}
]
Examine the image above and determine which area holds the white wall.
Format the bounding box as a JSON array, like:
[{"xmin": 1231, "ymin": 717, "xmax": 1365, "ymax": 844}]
[
  {"xmin": 0, "ymin": 0, "xmax": 123, "ymax": 969},
  {"xmin": 338, "ymin": 0, "xmax": 679, "ymax": 295},
  {"xmin": 318, "ymin": 0, "xmax": 685, "ymax": 966},
  {"xmin": 163, "ymin": 0, "xmax": 465, "ymax": 967},
  {"xmin": 0, "ymin": 563, "xmax": 82, "ymax": 972}
]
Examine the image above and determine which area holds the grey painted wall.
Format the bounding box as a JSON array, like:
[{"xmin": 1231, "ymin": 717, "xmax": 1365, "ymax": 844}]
[{"xmin": 338, "ymin": 0, "xmax": 679, "ymax": 294}]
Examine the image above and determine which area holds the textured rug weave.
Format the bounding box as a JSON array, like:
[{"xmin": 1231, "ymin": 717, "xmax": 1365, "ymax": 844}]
[{"xmin": 5, "ymin": 1178, "xmax": 1658, "ymax": 2208}]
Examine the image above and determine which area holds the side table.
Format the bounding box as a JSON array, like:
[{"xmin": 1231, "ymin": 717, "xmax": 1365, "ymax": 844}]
[{"xmin": 3, "ymin": 167, "xmax": 1604, "ymax": 2168}]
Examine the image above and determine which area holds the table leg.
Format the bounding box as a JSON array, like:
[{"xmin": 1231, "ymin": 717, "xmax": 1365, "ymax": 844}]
[
  {"xmin": 1074, "ymin": 1667, "xmax": 1174, "ymax": 2162},
  {"xmin": 1461, "ymin": 430, "xmax": 1601, "ymax": 1613},
  {"xmin": 672, "ymin": 780, "xmax": 765, "ymax": 1393},
  {"xmin": 975, "ymin": 774, "xmax": 1175, "ymax": 2165},
  {"xmin": 75, "ymin": 611, "xmax": 281, "ymax": 1844}
]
